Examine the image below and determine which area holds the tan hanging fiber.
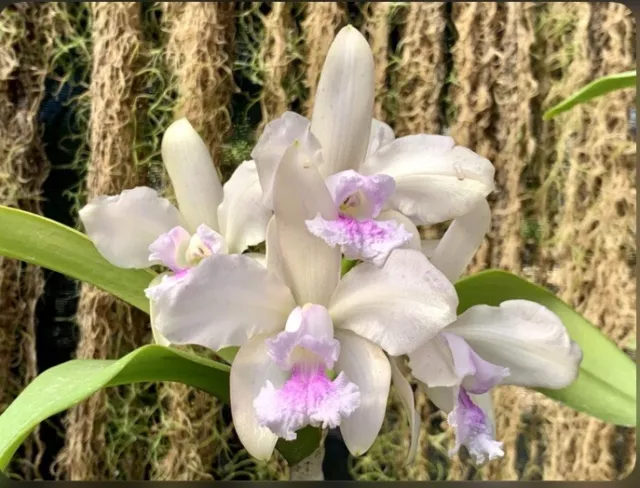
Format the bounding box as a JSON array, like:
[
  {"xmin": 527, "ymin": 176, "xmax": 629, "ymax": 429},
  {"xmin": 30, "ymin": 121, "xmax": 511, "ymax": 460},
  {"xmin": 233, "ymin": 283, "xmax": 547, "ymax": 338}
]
[
  {"xmin": 361, "ymin": 2, "xmax": 391, "ymax": 120},
  {"xmin": 55, "ymin": 3, "xmax": 151, "ymax": 480},
  {"xmin": 258, "ymin": 2, "xmax": 296, "ymax": 132},
  {"xmin": 477, "ymin": 5, "xmax": 541, "ymax": 481},
  {"xmin": 393, "ymin": 2, "xmax": 447, "ymax": 137},
  {"xmin": 534, "ymin": 2, "xmax": 636, "ymax": 480},
  {"xmin": 301, "ymin": 2, "xmax": 346, "ymax": 117},
  {"xmin": 447, "ymin": 2, "xmax": 503, "ymax": 277},
  {"xmin": 162, "ymin": 1, "xmax": 236, "ymax": 164},
  {"xmin": 152, "ymin": 2, "xmax": 236, "ymax": 480},
  {"xmin": 0, "ymin": 2, "xmax": 58, "ymax": 480},
  {"xmin": 447, "ymin": 3, "xmax": 527, "ymax": 481}
]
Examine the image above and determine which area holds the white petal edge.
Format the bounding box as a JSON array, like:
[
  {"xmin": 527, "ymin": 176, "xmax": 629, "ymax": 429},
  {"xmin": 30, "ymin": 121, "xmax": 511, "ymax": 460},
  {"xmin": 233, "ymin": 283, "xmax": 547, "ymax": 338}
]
[
  {"xmin": 250, "ymin": 112, "xmax": 323, "ymax": 208},
  {"xmin": 152, "ymin": 254, "xmax": 296, "ymax": 351},
  {"xmin": 447, "ymin": 300, "xmax": 583, "ymax": 389},
  {"xmin": 310, "ymin": 25, "xmax": 375, "ymax": 176},
  {"xmin": 148, "ymin": 274, "xmax": 171, "ymax": 346},
  {"xmin": 162, "ymin": 118, "xmax": 223, "ymax": 232},
  {"xmin": 389, "ymin": 356, "xmax": 420, "ymax": 464},
  {"xmin": 335, "ymin": 330, "xmax": 391, "ymax": 456},
  {"xmin": 366, "ymin": 118, "xmax": 395, "ymax": 159},
  {"xmin": 361, "ymin": 134, "xmax": 495, "ymax": 225},
  {"xmin": 273, "ymin": 142, "xmax": 341, "ymax": 307},
  {"xmin": 430, "ymin": 199, "xmax": 491, "ymax": 282},
  {"xmin": 79, "ymin": 186, "xmax": 183, "ymax": 268},
  {"xmin": 329, "ymin": 249, "xmax": 459, "ymax": 356},
  {"xmin": 218, "ymin": 160, "xmax": 272, "ymax": 254},
  {"xmin": 230, "ymin": 333, "xmax": 288, "ymax": 461},
  {"xmin": 245, "ymin": 252, "xmax": 267, "ymax": 268}
]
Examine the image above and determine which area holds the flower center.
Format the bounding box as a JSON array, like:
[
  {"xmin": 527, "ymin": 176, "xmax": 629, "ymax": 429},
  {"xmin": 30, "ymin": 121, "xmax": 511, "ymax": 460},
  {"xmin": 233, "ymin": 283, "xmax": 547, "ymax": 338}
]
[{"xmin": 144, "ymin": 224, "xmax": 225, "ymax": 301}]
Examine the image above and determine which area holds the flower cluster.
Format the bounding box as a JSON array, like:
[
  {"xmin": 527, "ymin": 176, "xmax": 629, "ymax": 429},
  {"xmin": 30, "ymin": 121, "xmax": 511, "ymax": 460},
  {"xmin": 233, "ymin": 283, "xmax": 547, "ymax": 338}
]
[{"xmin": 79, "ymin": 26, "xmax": 582, "ymax": 464}]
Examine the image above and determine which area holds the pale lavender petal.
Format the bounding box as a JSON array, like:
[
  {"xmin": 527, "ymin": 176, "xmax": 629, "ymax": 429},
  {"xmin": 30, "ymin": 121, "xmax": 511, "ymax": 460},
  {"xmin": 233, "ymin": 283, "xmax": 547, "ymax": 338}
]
[
  {"xmin": 324, "ymin": 170, "xmax": 396, "ymax": 219},
  {"xmin": 254, "ymin": 365, "xmax": 361, "ymax": 440},
  {"xmin": 193, "ymin": 224, "xmax": 225, "ymax": 254},
  {"xmin": 442, "ymin": 332, "xmax": 510, "ymax": 395},
  {"xmin": 448, "ymin": 388, "xmax": 504, "ymax": 464},
  {"xmin": 148, "ymin": 226, "xmax": 191, "ymax": 271},
  {"xmin": 306, "ymin": 215, "xmax": 413, "ymax": 267},
  {"xmin": 267, "ymin": 305, "xmax": 340, "ymax": 370}
]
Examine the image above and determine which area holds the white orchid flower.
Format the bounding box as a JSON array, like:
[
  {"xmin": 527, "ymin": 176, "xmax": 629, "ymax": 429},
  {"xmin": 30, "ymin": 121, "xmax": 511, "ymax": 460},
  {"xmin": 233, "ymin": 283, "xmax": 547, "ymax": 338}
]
[
  {"xmin": 152, "ymin": 141, "xmax": 460, "ymax": 460},
  {"xmin": 405, "ymin": 200, "xmax": 583, "ymax": 464},
  {"xmin": 248, "ymin": 25, "xmax": 495, "ymax": 267},
  {"xmin": 79, "ymin": 118, "xmax": 271, "ymax": 342}
]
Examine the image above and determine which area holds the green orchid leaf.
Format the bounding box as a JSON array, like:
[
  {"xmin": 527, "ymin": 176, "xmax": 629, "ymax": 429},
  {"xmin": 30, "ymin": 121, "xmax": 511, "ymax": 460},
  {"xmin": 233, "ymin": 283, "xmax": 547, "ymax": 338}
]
[
  {"xmin": 543, "ymin": 70, "xmax": 636, "ymax": 120},
  {"xmin": 455, "ymin": 270, "xmax": 636, "ymax": 426},
  {"xmin": 0, "ymin": 344, "xmax": 317, "ymax": 470},
  {"xmin": 0, "ymin": 206, "xmax": 154, "ymax": 312},
  {"xmin": 0, "ymin": 345, "xmax": 230, "ymax": 472}
]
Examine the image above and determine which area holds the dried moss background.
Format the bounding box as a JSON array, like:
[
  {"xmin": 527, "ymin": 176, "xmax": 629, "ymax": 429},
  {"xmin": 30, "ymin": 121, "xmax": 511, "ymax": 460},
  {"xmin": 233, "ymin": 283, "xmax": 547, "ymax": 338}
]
[{"xmin": 0, "ymin": 1, "xmax": 635, "ymax": 481}]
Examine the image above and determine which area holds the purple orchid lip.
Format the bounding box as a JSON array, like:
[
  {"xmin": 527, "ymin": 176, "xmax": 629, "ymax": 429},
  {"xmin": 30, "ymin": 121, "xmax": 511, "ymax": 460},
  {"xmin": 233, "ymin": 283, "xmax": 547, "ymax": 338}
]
[
  {"xmin": 253, "ymin": 305, "xmax": 361, "ymax": 441},
  {"xmin": 305, "ymin": 170, "xmax": 413, "ymax": 266},
  {"xmin": 448, "ymin": 387, "xmax": 504, "ymax": 464}
]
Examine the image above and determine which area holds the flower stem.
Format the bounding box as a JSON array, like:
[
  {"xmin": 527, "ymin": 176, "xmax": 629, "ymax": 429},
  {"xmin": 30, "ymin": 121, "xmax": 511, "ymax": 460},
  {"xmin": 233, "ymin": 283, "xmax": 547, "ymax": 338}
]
[{"xmin": 289, "ymin": 442, "xmax": 325, "ymax": 480}]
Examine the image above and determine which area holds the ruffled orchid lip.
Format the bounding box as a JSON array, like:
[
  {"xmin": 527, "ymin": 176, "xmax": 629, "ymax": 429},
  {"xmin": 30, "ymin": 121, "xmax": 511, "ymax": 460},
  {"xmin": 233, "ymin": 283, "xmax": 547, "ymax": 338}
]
[
  {"xmin": 448, "ymin": 387, "xmax": 504, "ymax": 464},
  {"xmin": 253, "ymin": 305, "xmax": 361, "ymax": 440},
  {"xmin": 304, "ymin": 170, "xmax": 413, "ymax": 266}
]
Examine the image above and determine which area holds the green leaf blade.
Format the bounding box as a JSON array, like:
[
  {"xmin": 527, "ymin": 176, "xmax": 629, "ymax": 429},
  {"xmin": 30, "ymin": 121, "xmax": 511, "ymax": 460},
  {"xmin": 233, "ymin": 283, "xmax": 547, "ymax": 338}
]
[
  {"xmin": 0, "ymin": 345, "xmax": 231, "ymax": 472},
  {"xmin": 455, "ymin": 270, "xmax": 636, "ymax": 426},
  {"xmin": 543, "ymin": 70, "xmax": 636, "ymax": 120},
  {"xmin": 0, "ymin": 206, "xmax": 154, "ymax": 312}
]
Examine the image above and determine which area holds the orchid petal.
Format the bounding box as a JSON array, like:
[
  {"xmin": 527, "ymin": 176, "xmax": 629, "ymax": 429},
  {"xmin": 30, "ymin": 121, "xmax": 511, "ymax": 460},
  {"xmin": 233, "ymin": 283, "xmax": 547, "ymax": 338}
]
[
  {"xmin": 366, "ymin": 119, "xmax": 395, "ymax": 158},
  {"xmin": 273, "ymin": 142, "xmax": 341, "ymax": 306},
  {"xmin": 335, "ymin": 330, "xmax": 391, "ymax": 456},
  {"xmin": 389, "ymin": 357, "xmax": 420, "ymax": 464},
  {"xmin": 153, "ymin": 254, "xmax": 296, "ymax": 351},
  {"xmin": 407, "ymin": 334, "xmax": 459, "ymax": 389},
  {"xmin": 217, "ymin": 160, "xmax": 272, "ymax": 254},
  {"xmin": 79, "ymin": 186, "xmax": 183, "ymax": 268},
  {"xmin": 265, "ymin": 216, "xmax": 286, "ymax": 281},
  {"xmin": 310, "ymin": 26, "xmax": 374, "ymax": 176},
  {"xmin": 425, "ymin": 385, "xmax": 455, "ymax": 413},
  {"xmin": 421, "ymin": 239, "xmax": 440, "ymax": 258},
  {"xmin": 447, "ymin": 300, "xmax": 583, "ymax": 389},
  {"xmin": 230, "ymin": 333, "xmax": 287, "ymax": 461},
  {"xmin": 430, "ymin": 199, "xmax": 491, "ymax": 282},
  {"xmin": 329, "ymin": 249, "xmax": 458, "ymax": 356},
  {"xmin": 361, "ymin": 135, "xmax": 495, "ymax": 225},
  {"xmin": 161, "ymin": 118, "xmax": 223, "ymax": 232},
  {"xmin": 251, "ymin": 112, "xmax": 323, "ymax": 208},
  {"xmin": 245, "ymin": 252, "xmax": 267, "ymax": 268}
]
